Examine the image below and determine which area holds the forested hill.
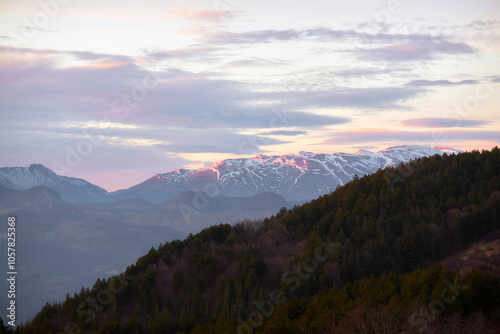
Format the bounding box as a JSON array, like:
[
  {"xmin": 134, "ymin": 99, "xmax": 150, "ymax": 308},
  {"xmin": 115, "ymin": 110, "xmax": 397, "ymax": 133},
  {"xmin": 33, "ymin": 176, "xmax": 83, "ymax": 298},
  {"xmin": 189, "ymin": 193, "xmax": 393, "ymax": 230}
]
[{"xmin": 18, "ymin": 148, "xmax": 500, "ymax": 333}]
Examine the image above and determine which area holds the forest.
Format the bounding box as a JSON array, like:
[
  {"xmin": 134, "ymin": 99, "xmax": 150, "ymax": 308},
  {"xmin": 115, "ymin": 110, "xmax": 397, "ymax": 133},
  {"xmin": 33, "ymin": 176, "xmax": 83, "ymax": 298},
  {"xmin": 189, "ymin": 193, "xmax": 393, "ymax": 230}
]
[{"xmin": 7, "ymin": 147, "xmax": 500, "ymax": 333}]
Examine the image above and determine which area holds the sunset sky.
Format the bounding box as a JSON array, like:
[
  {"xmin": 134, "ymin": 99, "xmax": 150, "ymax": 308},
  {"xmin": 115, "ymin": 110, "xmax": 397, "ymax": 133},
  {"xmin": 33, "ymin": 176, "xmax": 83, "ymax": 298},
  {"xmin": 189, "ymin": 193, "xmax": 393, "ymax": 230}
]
[{"xmin": 1, "ymin": 0, "xmax": 499, "ymax": 191}]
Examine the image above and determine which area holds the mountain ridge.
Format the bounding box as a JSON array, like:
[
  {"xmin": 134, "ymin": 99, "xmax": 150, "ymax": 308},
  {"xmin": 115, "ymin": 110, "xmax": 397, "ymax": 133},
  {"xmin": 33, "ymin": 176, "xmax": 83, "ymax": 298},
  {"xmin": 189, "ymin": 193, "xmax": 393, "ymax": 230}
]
[
  {"xmin": 113, "ymin": 145, "xmax": 463, "ymax": 202},
  {"xmin": 0, "ymin": 145, "xmax": 463, "ymax": 203},
  {"xmin": 0, "ymin": 163, "xmax": 109, "ymax": 202}
]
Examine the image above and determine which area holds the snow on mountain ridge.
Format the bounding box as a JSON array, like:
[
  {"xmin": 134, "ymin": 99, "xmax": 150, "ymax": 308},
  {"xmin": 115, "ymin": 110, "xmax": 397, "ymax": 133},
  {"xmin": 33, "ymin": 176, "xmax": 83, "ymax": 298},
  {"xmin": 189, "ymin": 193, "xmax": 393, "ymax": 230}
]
[
  {"xmin": 1, "ymin": 145, "xmax": 463, "ymax": 203},
  {"xmin": 115, "ymin": 145, "xmax": 462, "ymax": 202}
]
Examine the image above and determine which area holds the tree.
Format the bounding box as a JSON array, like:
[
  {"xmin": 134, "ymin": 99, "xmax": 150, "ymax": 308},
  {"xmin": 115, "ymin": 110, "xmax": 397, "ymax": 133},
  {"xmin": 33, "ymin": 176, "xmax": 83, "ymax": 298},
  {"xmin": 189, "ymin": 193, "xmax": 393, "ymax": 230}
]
[
  {"xmin": 97, "ymin": 321, "xmax": 123, "ymax": 334},
  {"xmin": 0, "ymin": 318, "xmax": 9, "ymax": 334}
]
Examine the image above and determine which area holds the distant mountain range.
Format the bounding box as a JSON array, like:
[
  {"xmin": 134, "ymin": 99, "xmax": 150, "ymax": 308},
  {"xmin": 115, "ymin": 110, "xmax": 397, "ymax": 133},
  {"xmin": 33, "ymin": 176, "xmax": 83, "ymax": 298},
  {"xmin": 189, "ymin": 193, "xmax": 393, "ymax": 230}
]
[
  {"xmin": 0, "ymin": 186, "xmax": 292, "ymax": 323},
  {"xmin": 0, "ymin": 145, "xmax": 463, "ymax": 203},
  {"xmin": 0, "ymin": 185, "xmax": 186, "ymax": 323},
  {"xmin": 0, "ymin": 144, "xmax": 467, "ymax": 323}
]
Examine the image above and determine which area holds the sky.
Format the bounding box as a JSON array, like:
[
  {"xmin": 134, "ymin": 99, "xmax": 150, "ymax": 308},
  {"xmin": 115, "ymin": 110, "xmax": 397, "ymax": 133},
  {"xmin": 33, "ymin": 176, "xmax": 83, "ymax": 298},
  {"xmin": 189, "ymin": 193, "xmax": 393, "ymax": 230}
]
[{"xmin": 0, "ymin": 0, "xmax": 499, "ymax": 191}]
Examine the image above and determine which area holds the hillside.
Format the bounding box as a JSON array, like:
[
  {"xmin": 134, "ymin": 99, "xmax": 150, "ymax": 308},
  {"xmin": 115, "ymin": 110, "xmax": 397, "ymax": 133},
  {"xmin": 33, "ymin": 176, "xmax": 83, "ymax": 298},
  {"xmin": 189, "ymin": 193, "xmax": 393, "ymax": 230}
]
[
  {"xmin": 441, "ymin": 228, "xmax": 500, "ymax": 279},
  {"xmin": 0, "ymin": 186, "xmax": 296, "ymax": 324},
  {"xmin": 18, "ymin": 148, "xmax": 500, "ymax": 333},
  {"xmin": 0, "ymin": 186, "xmax": 187, "ymax": 324}
]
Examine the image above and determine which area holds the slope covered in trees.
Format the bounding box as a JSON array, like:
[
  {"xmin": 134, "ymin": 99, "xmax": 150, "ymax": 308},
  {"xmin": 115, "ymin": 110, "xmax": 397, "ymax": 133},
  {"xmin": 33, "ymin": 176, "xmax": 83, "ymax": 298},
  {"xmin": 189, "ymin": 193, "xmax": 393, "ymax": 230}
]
[{"xmin": 17, "ymin": 148, "xmax": 500, "ymax": 333}]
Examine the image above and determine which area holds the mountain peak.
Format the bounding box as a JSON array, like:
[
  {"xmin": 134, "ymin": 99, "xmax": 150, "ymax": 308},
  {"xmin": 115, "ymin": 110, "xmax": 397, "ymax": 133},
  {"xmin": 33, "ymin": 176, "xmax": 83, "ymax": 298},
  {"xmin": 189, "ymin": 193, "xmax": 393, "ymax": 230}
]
[
  {"xmin": 28, "ymin": 163, "xmax": 56, "ymax": 175},
  {"xmin": 28, "ymin": 163, "xmax": 47, "ymax": 169}
]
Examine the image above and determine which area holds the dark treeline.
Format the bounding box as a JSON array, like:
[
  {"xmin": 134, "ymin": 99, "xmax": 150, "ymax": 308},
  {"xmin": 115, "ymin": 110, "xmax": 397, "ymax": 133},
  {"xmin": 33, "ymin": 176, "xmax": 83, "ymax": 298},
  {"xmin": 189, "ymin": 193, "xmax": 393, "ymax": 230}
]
[{"xmin": 14, "ymin": 147, "xmax": 500, "ymax": 333}]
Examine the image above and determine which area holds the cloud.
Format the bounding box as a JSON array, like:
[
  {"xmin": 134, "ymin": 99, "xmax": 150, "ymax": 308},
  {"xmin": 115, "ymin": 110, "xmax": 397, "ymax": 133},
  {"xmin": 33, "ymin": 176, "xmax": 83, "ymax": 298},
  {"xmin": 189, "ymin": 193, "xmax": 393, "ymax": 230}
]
[
  {"xmin": 208, "ymin": 27, "xmax": 420, "ymax": 45},
  {"xmin": 220, "ymin": 57, "xmax": 286, "ymax": 68},
  {"xmin": 143, "ymin": 46, "xmax": 225, "ymax": 64},
  {"xmin": 329, "ymin": 66, "xmax": 410, "ymax": 78},
  {"xmin": 152, "ymin": 130, "xmax": 288, "ymax": 154},
  {"xmin": 323, "ymin": 129, "xmax": 500, "ymax": 145},
  {"xmin": 0, "ymin": 60, "xmax": 147, "ymax": 122},
  {"xmin": 207, "ymin": 26, "xmax": 473, "ymax": 48},
  {"xmin": 0, "ymin": 45, "xmax": 134, "ymax": 63},
  {"xmin": 0, "ymin": 14, "xmax": 493, "ymax": 181},
  {"xmin": 164, "ymin": 6, "xmax": 238, "ymax": 38},
  {"xmin": 355, "ymin": 40, "xmax": 475, "ymax": 62},
  {"xmin": 16, "ymin": 26, "xmax": 59, "ymax": 33},
  {"xmin": 261, "ymin": 130, "xmax": 308, "ymax": 136},
  {"xmin": 166, "ymin": 6, "xmax": 231, "ymax": 22},
  {"xmin": 285, "ymin": 86, "xmax": 422, "ymax": 110},
  {"xmin": 405, "ymin": 79, "xmax": 479, "ymax": 87},
  {"xmin": 105, "ymin": 127, "xmax": 288, "ymax": 154},
  {"xmin": 0, "ymin": 47, "xmax": 356, "ymax": 131},
  {"xmin": 0, "ymin": 48, "xmax": 350, "ymax": 161},
  {"xmin": 0, "ymin": 42, "xmax": 434, "ymax": 169},
  {"xmin": 202, "ymin": 26, "xmax": 477, "ymax": 63},
  {"xmin": 402, "ymin": 118, "xmax": 489, "ymax": 128}
]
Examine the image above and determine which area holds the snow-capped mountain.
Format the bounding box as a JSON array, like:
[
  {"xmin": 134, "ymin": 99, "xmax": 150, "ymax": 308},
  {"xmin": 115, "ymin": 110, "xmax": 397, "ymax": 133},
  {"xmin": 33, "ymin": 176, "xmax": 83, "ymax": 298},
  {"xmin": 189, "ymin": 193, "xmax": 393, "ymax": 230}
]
[
  {"xmin": 114, "ymin": 145, "xmax": 463, "ymax": 202},
  {"xmin": 0, "ymin": 164, "xmax": 110, "ymax": 202},
  {"xmin": 0, "ymin": 146, "xmax": 463, "ymax": 203}
]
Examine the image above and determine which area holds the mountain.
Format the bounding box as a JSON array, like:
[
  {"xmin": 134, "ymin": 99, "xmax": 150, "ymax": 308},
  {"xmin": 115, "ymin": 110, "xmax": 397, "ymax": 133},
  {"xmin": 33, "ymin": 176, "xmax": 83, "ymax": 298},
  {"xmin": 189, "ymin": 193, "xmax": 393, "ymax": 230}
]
[
  {"xmin": 0, "ymin": 185, "xmax": 186, "ymax": 324},
  {"xmin": 135, "ymin": 191, "xmax": 293, "ymax": 234},
  {"xmin": 0, "ymin": 186, "xmax": 292, "ymax": 323},
  {"xmin": 114, "ymin": 145, "xmax": 463, "ymax": 202},
  {"xmin": 0, "ymin": 164, "xmax": 110, "ymax": 202},
  {"xmin": 0, "ymin": 185, "xmax": 84, "ymax": 220},
  {"xmin": 0, "ymin": 146, "xmax": 463, "ymax": 204},
  {"xmin": 19, "ymin": 147, "xmax": 500, "ymax": 333},
  {"xmin": 75, "ymin": 197, "xmax": 156, "ymax": 211}
]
